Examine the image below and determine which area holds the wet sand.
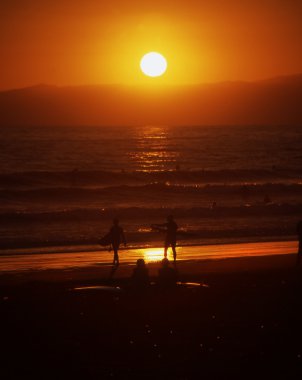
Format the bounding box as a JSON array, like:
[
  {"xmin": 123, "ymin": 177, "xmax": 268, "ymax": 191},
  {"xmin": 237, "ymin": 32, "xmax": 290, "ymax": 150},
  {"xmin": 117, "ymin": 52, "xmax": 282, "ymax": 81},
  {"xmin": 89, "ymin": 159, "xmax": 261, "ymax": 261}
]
[
  {"xmin": 1, "ymin": 241, "xmax": 302, "ymax": 379},
  {"xmin": 0, "ymin": 239, "xmax": 297, "ymax": 278}
]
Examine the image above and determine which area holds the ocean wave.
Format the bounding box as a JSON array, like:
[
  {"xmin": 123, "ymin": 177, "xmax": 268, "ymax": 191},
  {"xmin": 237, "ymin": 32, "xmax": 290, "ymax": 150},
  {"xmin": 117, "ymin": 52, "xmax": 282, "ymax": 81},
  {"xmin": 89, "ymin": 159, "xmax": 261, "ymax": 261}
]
[
  {"xmin": 0, "ymin": 202, "xmax": 299, "ymax": 251},
  {"xmin": 0, "ymin": 168, "xmax": 301, "ymax": 190},
  {"xmin": 1, "ymin": 203, "xmax": 302, "ymax": 223},
  {"xmin": 0, "ymin": 222, "xmax": 296, "ymax": 251},
  {"xmin": 0, "ymin": 181, "xmax": 302, "ymax": 207}
]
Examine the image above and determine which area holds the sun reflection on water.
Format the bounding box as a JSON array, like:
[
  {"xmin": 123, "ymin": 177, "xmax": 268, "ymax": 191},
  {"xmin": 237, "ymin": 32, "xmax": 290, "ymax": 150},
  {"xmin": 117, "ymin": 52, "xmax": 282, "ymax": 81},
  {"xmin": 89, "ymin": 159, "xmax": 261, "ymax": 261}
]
[
  {"xmin": 129, "ymin": 126, "xmax": 179, "ymax": 172},
  {"xmin": 134, "ymin": 247, "xmax": 180, "ymax": 263},
  {"xmin": 142, "ymin": 248, "xmax": 164, "ymax": 262}
]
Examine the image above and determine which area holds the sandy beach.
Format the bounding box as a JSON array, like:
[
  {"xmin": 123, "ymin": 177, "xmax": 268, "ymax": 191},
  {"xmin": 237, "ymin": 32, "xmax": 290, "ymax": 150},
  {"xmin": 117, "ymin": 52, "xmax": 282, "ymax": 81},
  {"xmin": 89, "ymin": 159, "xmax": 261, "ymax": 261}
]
[
  {"xmin": 0, "ymin": 240, "xmax": 297, "ymax": 283},
  {"xmin": 1, "ymin": 241, "xmax": 302, "ymax": 379}
]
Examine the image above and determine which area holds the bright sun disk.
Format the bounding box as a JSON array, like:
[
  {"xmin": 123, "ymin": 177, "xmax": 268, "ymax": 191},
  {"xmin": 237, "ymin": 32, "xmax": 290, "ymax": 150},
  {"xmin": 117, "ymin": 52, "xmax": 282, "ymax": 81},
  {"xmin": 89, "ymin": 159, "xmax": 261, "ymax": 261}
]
[{"xmin": 140, "ymin": 52, "xmax": 167, "ymax": 77}]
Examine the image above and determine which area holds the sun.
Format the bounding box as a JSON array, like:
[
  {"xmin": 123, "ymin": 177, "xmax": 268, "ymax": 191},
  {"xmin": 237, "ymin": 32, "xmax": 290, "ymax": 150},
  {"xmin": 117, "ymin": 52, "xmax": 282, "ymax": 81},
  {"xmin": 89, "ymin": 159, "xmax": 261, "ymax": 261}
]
[{"xmin": 140, "ymin": 52, "xmax": 167, "ymax": 77}]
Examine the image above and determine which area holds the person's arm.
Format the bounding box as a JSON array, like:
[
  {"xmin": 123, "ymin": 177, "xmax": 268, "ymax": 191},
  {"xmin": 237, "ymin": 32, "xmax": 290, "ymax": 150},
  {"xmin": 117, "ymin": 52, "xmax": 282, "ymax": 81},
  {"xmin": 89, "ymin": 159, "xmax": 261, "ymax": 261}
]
[{"xmin": 151, "ymin": 223, "xmax": 167, "ymax": 229}]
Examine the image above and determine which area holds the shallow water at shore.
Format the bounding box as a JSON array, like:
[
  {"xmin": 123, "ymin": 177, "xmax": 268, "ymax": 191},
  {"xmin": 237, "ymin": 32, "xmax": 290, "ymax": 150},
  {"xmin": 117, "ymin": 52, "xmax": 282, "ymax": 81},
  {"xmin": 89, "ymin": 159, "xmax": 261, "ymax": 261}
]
[{"xmin": 0, "ymin": 240, "xmax": 297, "ymax": 273}]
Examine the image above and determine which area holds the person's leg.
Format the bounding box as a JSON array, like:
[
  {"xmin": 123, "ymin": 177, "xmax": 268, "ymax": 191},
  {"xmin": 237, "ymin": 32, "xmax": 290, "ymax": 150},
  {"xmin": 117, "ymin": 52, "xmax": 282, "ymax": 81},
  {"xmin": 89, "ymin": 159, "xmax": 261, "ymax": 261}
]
[
  {"xmin": 172, "ymin": 244, "xmax": 176, "ymax": 262},
  {"xmin": 115, "ymin": 250, "xmax": 119, "ymax": 265},
  {"xmin": 113, "ymin": 244, "xmax": 119, "ymax": 265},
  {"xmin": 164, "ymin": 245, "xmax": 168, "ymax": 258},
  {"xmin": 164, "ymin": 238, "xmax": 169, "ymax": 258}
]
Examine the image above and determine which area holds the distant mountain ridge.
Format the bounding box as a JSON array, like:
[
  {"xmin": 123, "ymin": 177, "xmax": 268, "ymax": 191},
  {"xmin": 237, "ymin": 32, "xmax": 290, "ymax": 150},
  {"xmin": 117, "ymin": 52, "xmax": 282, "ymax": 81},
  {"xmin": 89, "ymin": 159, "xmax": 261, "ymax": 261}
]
[{"xmin": 0, "ymin": 74, "xmax": 301, "ymax": 126}]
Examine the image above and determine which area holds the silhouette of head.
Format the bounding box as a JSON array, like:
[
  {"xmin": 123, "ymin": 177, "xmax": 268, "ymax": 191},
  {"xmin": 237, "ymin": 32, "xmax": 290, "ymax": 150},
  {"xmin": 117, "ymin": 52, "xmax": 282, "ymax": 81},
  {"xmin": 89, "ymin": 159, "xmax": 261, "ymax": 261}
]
[
  {"xmin": 161, "ymin": 258, "xmax": 170, "ymax": 267},
  {"xmin": 167, "ymin": 215, "xmax": 174, "ymax": 222},
  {"xmin": 136, "ymin": 258, "xmax": 146, "ymax": 268},
  {"xmin": 113, "ymin": 218, "xmax": 119, "ymax": 226}
]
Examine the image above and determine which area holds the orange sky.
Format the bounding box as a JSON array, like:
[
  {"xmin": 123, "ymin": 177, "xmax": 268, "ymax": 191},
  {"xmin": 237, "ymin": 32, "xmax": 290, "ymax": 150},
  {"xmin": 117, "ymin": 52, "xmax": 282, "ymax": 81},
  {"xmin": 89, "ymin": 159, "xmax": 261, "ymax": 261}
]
[{"xmin": 1, "ymin": 0, "xmax": 302, "ymax": 90}]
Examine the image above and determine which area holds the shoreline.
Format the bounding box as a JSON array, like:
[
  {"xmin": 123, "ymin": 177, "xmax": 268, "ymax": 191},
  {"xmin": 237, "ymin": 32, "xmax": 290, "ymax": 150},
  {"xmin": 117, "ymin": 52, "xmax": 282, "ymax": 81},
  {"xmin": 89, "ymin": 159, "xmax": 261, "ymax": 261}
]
[
  {"xmin": 0, "ymin": 239, "xmax": 298, "ymax": 286},
  {"xmin": 0, "ymin": 233, "xmax": 296, "ymax": 256}
]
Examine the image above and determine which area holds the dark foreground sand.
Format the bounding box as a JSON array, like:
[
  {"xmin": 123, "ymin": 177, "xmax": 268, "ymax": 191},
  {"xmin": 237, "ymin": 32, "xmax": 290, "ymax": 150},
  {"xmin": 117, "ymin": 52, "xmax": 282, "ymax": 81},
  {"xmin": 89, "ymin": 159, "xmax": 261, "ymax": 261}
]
[{"xmin": 1, "ymin": 253, "xmax": 302, "ymax": 379}]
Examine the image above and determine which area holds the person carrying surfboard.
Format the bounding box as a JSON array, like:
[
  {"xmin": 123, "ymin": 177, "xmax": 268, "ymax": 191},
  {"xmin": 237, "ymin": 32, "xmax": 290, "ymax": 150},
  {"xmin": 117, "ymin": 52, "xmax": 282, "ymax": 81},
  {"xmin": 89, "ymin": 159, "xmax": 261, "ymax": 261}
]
[{"xmin": 109, "ymin": 218, "xmax": 126, "ymax": 266}]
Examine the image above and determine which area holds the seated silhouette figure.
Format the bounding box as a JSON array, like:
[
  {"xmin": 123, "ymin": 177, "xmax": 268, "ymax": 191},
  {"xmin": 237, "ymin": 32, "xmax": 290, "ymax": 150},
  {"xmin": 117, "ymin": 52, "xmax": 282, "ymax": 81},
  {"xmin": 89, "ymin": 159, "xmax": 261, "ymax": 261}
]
[
  {"xmin": 158, "ymin": 258, "xmax": 177, "ymax": 289},
  {"xmin": 131, "ymin": 259, "xmax": 150, "ymax": 290}
]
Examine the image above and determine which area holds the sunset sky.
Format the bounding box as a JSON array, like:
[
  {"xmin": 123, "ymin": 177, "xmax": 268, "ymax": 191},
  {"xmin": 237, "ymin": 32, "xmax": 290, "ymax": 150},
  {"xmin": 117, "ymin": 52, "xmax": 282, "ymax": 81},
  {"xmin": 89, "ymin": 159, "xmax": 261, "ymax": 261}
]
[{"xmin": 1, "ymin": 0, "xmax": 302, "ymax": 90}]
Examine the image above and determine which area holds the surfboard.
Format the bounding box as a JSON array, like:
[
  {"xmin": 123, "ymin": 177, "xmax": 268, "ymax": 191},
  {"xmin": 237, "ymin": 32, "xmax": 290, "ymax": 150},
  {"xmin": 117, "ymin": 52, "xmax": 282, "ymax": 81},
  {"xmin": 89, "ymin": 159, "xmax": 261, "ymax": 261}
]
[
  {"xmin": 150, "ymin": 224, "xmax": 166, "ymax": 233},
  {"xmin": 73, "ymin": 285, "xmax": 123, "ymax": 293}
]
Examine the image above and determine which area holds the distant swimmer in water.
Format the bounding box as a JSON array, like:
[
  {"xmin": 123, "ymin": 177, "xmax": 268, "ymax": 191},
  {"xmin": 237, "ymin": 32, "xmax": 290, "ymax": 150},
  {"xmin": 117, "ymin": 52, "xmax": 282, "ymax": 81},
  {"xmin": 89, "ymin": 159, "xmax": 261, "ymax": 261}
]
[
  {"xmin": 297, "ymin": 220, "xmax": 302, "ymax": 266},
  {"xmin": 152, "ymin": 215, "xmax": 178, "ymax": 262},
  {"xmin": 109, "ymin": 218, "xmax": 126, "ymax": 266}
]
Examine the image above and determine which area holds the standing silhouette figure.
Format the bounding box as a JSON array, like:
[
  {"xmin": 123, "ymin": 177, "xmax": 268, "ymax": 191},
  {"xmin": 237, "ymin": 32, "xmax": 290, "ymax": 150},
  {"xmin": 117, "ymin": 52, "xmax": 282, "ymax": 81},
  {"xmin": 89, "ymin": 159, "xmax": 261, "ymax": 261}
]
[
  {"xmin": 297, "ymin": 220, "xmax": 302, "ymax": 265},
  {"xmin": 110, "ymin": 218, "xmax": 126, "ymax": 266},
  {"xmin": 152, "ymin": 215, "xmax": 178, "ymax": 262}
]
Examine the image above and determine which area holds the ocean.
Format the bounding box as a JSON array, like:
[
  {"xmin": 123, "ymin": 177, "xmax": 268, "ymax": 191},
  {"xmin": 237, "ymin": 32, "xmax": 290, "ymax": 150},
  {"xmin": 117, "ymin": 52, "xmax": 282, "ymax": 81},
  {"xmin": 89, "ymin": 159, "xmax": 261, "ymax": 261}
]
[{"xmin": 0, "ymin": 125, "xmax": 301, "ymax": 252}]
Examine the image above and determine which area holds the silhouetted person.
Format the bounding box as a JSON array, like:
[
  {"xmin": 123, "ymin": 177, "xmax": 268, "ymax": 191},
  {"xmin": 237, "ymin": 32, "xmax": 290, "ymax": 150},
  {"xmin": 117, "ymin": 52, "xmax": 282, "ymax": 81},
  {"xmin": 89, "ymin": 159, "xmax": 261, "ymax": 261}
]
[
  {"xmin": 158, "ymin": 258, "xmax": 177, "ymax": 289},
  {"xmin": 297, "ymin": 220, "xmax": 302, "ymax": 265},
  {"xmin": 109, "ymin": 218, "xmax": 126, "ymax": 266},
  {"xmin": 152, "ymin": 215, "xmax": 178, "ymax": 261},
  {"xmin": 131, "ymin": 259, "xmax": 149, "ymax": 290}
]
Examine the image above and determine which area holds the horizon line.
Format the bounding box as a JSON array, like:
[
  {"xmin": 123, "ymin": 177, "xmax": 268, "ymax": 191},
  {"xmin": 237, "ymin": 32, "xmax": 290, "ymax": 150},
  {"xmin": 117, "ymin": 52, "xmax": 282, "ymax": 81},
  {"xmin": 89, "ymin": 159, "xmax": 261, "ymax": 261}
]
[{"xmin": 1, "ymin": 72, "xmax": 302, "ymax": 93}]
